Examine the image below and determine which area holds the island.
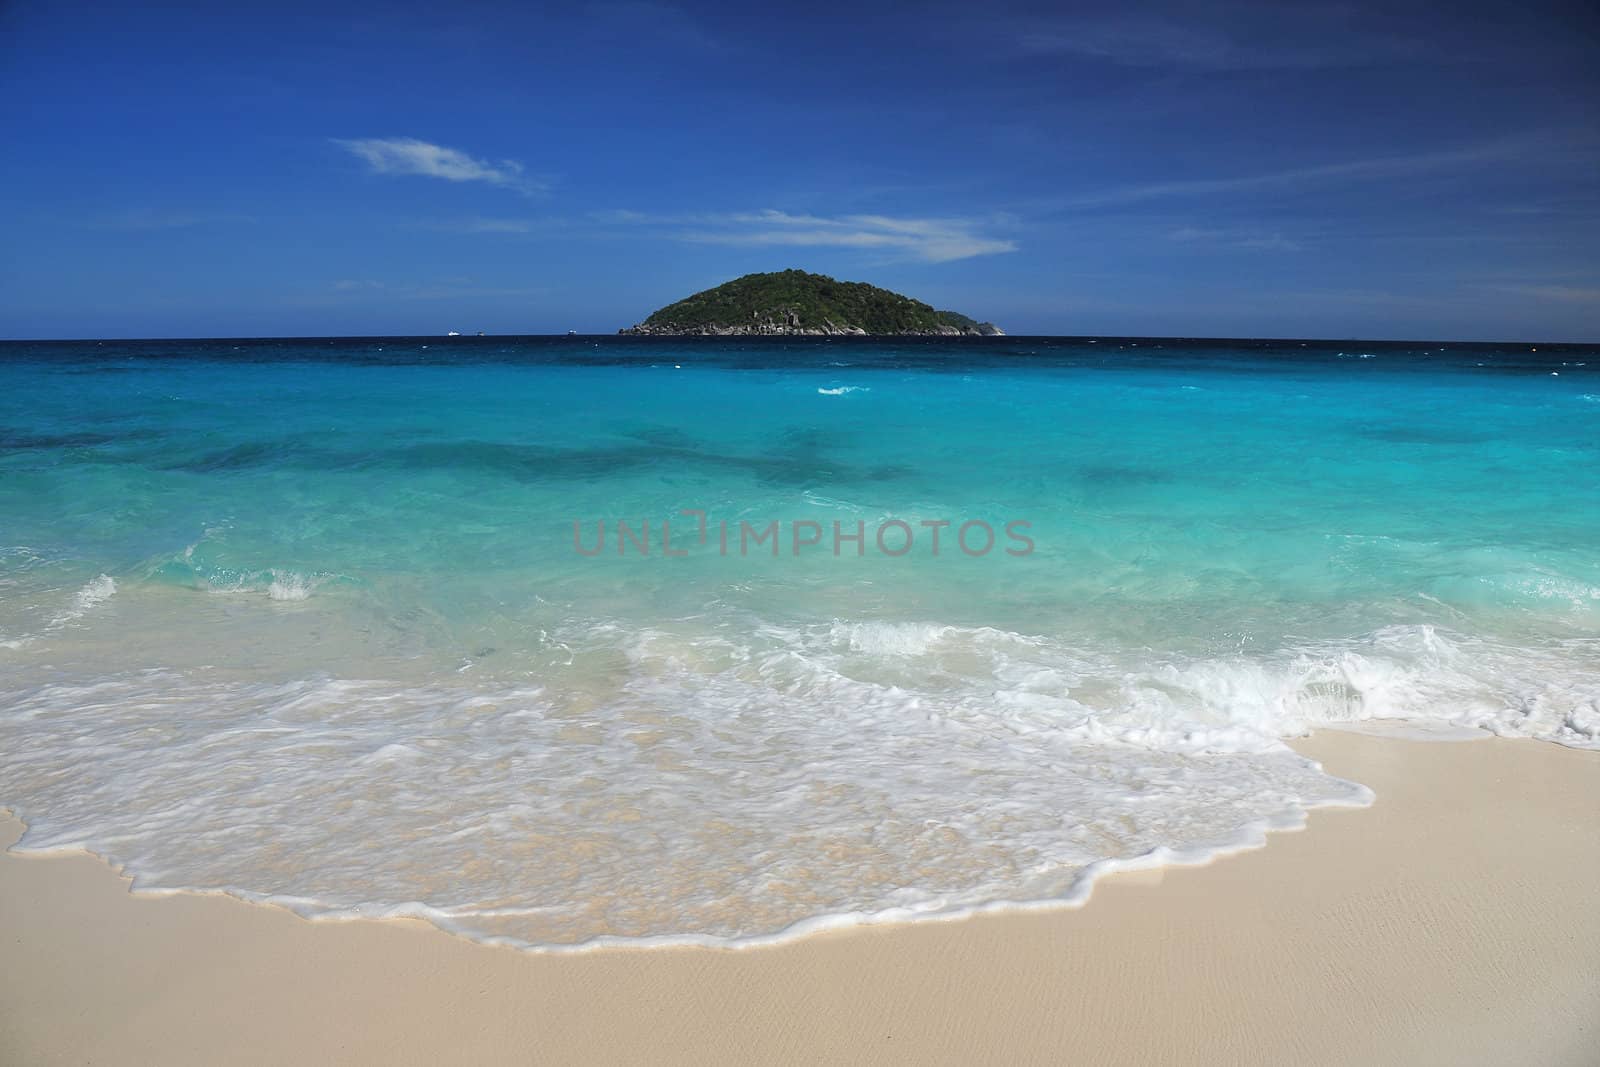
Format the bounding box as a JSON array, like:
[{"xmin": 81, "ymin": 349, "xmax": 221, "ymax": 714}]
[{"xmin": 618, "ymin": 269, "xmax": 1004, "ymax": 336}]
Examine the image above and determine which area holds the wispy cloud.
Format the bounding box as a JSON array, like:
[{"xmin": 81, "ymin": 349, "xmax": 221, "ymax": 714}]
[
  {"xmin": 1488, "ymin": 196, "xmax": 1600, "ymax": 218},
  {"xmin": 584, "ymin": 2, "xmax": 723, "ymax": 52},
  {"xmin": 1169, "ymin": 226, "xmax": 1301, "ymax": 251},
  {"xmin": 332, "ymin": 137, "xmax": 546, "ymax": 195},
  {"xmin": 326, "ymin": 277, "xmax": 549, "ymax": 300},
  {"xmin": 1008, "ymin": 7, "xmax": 1423, "ymax": 71},
  {"xmin": 414, "ymin": 217, "xmax": 555, "ymax": 234},
  {"xmin": 1065, "ymin": 138, "xmax": 1536, "ymax": 209},
  {"xmin": 603, "ymin": 209, "xmax": 1017, "ymax": 262},
  {"xmin": 1491, "ymin": 284, "xmax": 1600, "ymax": 305}
]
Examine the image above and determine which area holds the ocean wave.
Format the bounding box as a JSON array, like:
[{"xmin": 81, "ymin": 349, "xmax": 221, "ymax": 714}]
[
  {"xmin": 809, "ymin": 619, "xmax": 1600, "ymax": 751},
  {"xmin": 191, "ymin": 567, "xmax": 336, "ymax": 600},
  {"xmin": 1, "ymin": 614, "xmax": 1594, "ymax": 950},
  {"xmin": 46, "ymin": 574, "xmax": 116, "ymax": 628},
  {"xmin": 0, "ymin": 574, "xmax": 123, "ymax": 648},
  {"xmin": 149, "ymin": 544, "xmax": 342, "ymax": 601},
  {"xmin": 266, "ymin": 570, "xmax": 319, "ymax": 601},
  {"xmin": 0, "ymin": 661, "xmax": 1367, "ymax": 950}
]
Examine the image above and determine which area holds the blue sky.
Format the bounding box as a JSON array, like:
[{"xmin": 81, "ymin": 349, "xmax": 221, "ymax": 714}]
[{"xmin": 2, "ymin": 0, "xmax": 1597, "ymax": 340}]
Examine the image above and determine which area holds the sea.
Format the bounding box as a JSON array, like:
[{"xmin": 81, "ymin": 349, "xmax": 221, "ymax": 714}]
[{"xmin": 1, "ymin": 335, "xmax": 1596, "ymax": 949}]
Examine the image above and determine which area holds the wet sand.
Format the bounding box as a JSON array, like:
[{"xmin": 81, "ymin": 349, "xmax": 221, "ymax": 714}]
[{"xmin": 2, "ymin": 731, "xmax": 1596, "ymax": 1065}]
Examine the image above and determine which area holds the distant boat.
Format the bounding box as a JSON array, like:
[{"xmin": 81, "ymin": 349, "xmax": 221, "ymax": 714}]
[
  {"xmin": 447, "ymin": 331, "xmax": 460, "ymax": 337},
  {"xmin": 567, "ymin": 330, "xmax": 578, "ymax": 336}
]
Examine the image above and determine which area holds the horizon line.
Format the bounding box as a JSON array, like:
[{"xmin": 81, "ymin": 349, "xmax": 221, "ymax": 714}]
[{"xmin": 1, "ymin": 332, "xmax": 1594, "ymax": 347}]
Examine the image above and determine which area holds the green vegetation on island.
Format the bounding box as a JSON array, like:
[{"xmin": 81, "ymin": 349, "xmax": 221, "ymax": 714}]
[{"xmin": 619, "ymin": 269, "xmax": 1004, "ymax": 336}]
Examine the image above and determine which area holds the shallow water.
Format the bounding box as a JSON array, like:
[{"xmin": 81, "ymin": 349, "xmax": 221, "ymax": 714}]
[{"xmin": 1, "ymin": 335, "xmax": 1596, "ymax": 947}]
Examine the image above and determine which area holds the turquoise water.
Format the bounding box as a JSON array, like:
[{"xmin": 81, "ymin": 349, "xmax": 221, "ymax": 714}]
[{"xmin": 2, "ymin": 336, "xmax": 1597, "ymax": 947}]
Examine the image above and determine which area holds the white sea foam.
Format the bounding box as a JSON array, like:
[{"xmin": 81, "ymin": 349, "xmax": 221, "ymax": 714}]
[
  {"xmin": 800, "ymin": 491, "xmax": 866, "ymax": 513},
  {"xmin": 177, "ymin": 560, "xmax": 333, "ymax": 600},
  {"xmin": 45, "ymin": 575, "xmax": 116, "ymax": 629},
  {"xmin": 2, "ymin": 611, "xmax": 1595, "ymax": 950},
  {"xmin": 266, "ymin": 570, "xmax": 318, "ymax": 601},
  {"xmin": 0, "ymin": 659, "xmax": 1367, "ymax": 950},
  {"xmin": 818, "ymin": 385, "xmax": 868, "ymax": 395}
]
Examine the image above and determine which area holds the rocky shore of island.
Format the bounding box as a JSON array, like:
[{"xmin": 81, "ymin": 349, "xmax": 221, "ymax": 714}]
[{"xmin": 618, "ymin": 269, "xmax": 1005, "ymax": 337}]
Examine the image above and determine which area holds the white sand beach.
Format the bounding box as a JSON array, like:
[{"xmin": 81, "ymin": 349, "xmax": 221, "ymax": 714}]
[{"xmin": 2, "ymin": 731, "xmax": 1596, "ymax": 1065}]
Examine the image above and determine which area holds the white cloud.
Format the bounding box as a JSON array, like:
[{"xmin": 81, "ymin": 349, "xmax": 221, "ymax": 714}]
[
  {"xmin": 1239, "ymin": 233, "xmax": 1301, "ymax": 251},
  {"xmin": 1167, "ymin": 226, "xmax": 1224, "ymax": 242},
  {"xmin": 1067, "ymin": 138, "xmax": 1535, "ymax": 209},
  {"xmin": 584, "ymin": 3, "xmax": 722, "ymax": 52},
  {"xmin": 326, "ymin": 277, "xmax": 548, "ymax": 300},
  {"xmin": 453, "ymin": 218, "xmax": 538, "ymax": 233},
  {"xmin": 1169, "ymin": 226, "xmax": 1301, "ymax": 251},
  {"xmin": 607, "ymin": 208, "xmax": 1017, "ymax": 262},
  {"xmin": 416, "ymin": 217, "xmax": 549, "ymax": 234},
  {"xmin": 1012, "ymin": 11, "xmax": 1420, "ymax": 71},
  {"xmin": 332, "ymin": 138, "xmax": 546, "ymax": 195},
  {"xmin": 1492, "ymin": 285, "xmax": 1600, "ymax": 305}
]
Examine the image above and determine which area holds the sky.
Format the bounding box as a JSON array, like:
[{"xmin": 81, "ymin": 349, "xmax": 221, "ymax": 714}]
[{"xmin": 1, "ymin": 0, "xmax": 1597, "ymax": 340}]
